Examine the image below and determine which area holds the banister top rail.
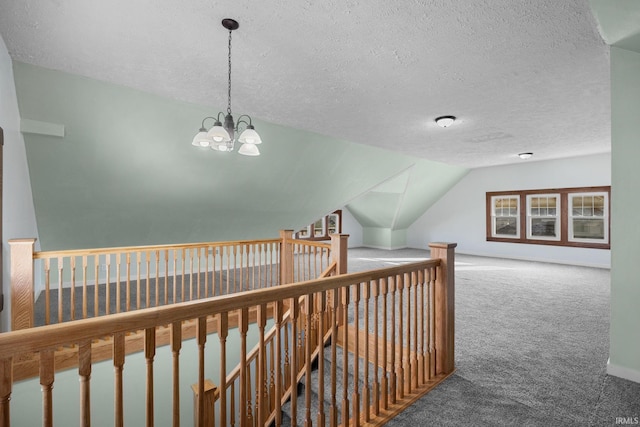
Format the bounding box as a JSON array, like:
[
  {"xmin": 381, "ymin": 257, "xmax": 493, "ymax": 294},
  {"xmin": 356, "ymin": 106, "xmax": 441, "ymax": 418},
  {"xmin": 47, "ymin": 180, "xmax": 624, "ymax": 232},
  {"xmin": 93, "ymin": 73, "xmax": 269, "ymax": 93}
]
[
  {"xmin": 287, "ymin": 238, "xmax": 332, "ymax": 249},
  {"xmin": 0, "ymin": 259, "xmax": 440, "ymax": 358},
  {"xmin": 31, "ymin": 238, "xmax": 282, "ymax": 259}
]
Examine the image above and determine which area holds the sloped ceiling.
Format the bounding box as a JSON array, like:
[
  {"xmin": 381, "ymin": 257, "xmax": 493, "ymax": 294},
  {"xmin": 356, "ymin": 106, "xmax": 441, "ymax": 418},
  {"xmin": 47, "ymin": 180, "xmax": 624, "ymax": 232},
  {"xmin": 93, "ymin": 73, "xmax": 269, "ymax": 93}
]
[
  {"xmin": 590, "ymin": 0, "xmax": 640, "ymax": 53},
  {"xmin": 0, "ymin": 0, "xmax": 610, "ymax": 168},
  {"xmin": 13, "ymin": 62, "xmax": 467, "ymax": 250}
]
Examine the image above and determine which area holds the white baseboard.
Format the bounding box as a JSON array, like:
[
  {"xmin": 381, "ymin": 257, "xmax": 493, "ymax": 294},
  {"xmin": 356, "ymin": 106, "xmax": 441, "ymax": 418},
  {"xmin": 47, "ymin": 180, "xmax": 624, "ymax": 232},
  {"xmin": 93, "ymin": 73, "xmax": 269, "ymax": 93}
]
[
  {"xmin": 607, "ymin": 359, "xmax": 640, "ymax": 384},
  {"xmin": 451, "ymin": 249, "xmax": 611, "ymax": 269},
  {"xmin": 361, "ymin": 245, "xmax": 409, "ymax": 251}
]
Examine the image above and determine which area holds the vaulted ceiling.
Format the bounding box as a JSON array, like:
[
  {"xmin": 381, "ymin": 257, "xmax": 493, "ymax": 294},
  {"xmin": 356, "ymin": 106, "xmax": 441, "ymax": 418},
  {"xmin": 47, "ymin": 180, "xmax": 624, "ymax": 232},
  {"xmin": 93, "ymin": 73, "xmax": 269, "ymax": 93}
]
[{"xmin": 0, "ymin": 0, "xmax": 611, "ymax": 168}]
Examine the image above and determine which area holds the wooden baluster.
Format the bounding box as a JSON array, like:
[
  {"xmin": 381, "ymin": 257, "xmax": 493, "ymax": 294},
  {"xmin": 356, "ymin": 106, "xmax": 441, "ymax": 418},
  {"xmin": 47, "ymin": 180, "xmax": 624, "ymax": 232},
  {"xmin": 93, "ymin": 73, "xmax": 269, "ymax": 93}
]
[
  {"xmin": 40, "ymin": 349, "xmax": 54, "ymax": 427},
  {"xmin": 57, "ymin": 256, "xmax": 64, "ymax": 323},
  {"xmin": 115, "ymin": 254, "xmax": 121, "ymax": 313},
  {"xmin": 380, "ymin": 278, "xmax": 389, "ymax": 411},
  {"xmin": 412, "ymin": 271, "xmax": 419, "ymax": 390},
  {"xmin": 126, "ymin": 253, "xmax": 131, "ymax": 312},
  {"xmin": 145, "ymin": 328, "xmax": 156, "ymax": 427},
  {"xmin": 70, "ymin": 256, "xmax": 76, "ymax": 321},
  {"xmin": 226, "ymin": 247, "xmax": 231, "ymax": 295},
  {"xmin": 257, "ymin": 244, "xmax": 262, "ymax": 290},
  {"xmin": 363, "ymin": 281, "xmax": 371, "ymax": 423},
  {"xmin": 196, "ymin": 317, "xmax": 207, "ymax": 427},
  {"xmin": 269, "ymin": 340, "xmax": 275, "ymax": 413},
  {"xmin": 239, "ymin": 308, "xmax": 249, "ymax": 427},
  {"xmin": 245, "ymin": 365, "xmax": 253, "ymax": 427},
  {"xmin": 283, "ymin": 316, "xmax": 291, "ymax": 391},
  {"xmin": 94, "ymin": 255, "xmax": 99, "ymax": 318},
  {"xmin": 274, "ymin": 301, "xmax": 284, "ymax": 426},
  {"xmin": 230, "ymin": 382, "xmax": 236, "ymax": 427},
  {"xmin": 45, "ymin": 258, "xmax": 51, "ymax": 325},
  {"xmin": 418, "ymin": 269, "xmax": 425, "ymax": 386},
  {"xmin": 317, "ymin": 291, "xmax": 326, "ymax": 427},
  {"xmin": 195, "ymin": 248, "xmax": 201, "ymax": 300},
  {"xmin": 82, "ymin": 256, "xmax": 88, "ymax": 319},
  {"xmin": 155, "ymin": 250, "xmax": 161, "ymax": 306},
  {"xmin": 304, "ymin": 295, "xmax": 313, "ymax": 427},
  {"xmin": 164, "ymin": 249, "xmax": 170, "ymax": 304},
  {"xmin": 1, "ymin": 358, "xmax": 13, "ymax": 427},
  {"xmin": 79, "ymin": 341, "xmax": 91, "ymax": 427},
  {"xmin": 290, "ymin": 299, "xmax": 299, "ymax": 427},
  {"xmin": 204, "ymin": 247, "xmax": 209, "ymax": 298},
  {"xmin": 329, "ymin": 288, "xmax": 339, "ymax": 427},
  {"xmin": 173, "ymin": 250, "xmax": 178, "ymax": 302},
  {"xmin": 397, "ymin": 274, "xmax": 405, "ymax": 400},
  {"xmin": 181, "ymin": 249, "xmax": 186, "ymax": 303},
  {"xmin": 113, "ymin": 332, "xmax": 125, "ymax": 427},
  {"xmin": 258, "ymin": 304, "xmax": 268, "ymax": 424},
  {"xmin": 145, "ymin": 251, "xmax": 151, "ymax": 308},
  {"xmin": 372, "ymin": 279, "xmax": 380, "ymax": 416},
  {"xmin": 171, "ymin": 321, "xmax": 182, "ymax": 427},
  {"xmin": 389, "ymin": 276, "xmax": 397, "ymax": 405},
  {"xmin": 341, "ymin": 286, "xmax": 350, "ymax": 425},
  {"xmin": 352, "ymin": 284, "xmax": 361, "ymax": 426},
  {"xmin": 429, "ymin": 267, "xmax": 436, "ymax": 379},
  {"xmin": 404, "ymin": 272, "xmax": 412, "ymax": 395},
  {"xmin": 233, "ymin": 245, "xmax": 238, "ymax": 293},
  {"xmin": 137, "ymin": 252, "xmax": 142, "ymax": 309},
  {"xmin": 104, "ymin": 254, "xmax": 112, "ymax": 314},
  {"xmin": 254, "ymin": 361, "xmax": 259, "ymax": 426},
  {"xmin": 218, "ymin": 312, "xmax": 229, "ymax": 427}
]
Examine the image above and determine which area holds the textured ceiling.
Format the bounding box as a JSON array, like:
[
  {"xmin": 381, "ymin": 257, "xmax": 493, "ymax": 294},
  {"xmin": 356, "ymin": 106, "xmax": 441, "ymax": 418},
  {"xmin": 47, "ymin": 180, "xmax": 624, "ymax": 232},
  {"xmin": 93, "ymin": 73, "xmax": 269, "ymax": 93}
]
[{"xmin": 0, "ymin": 0, "xmax": 611, "ymax": 168}]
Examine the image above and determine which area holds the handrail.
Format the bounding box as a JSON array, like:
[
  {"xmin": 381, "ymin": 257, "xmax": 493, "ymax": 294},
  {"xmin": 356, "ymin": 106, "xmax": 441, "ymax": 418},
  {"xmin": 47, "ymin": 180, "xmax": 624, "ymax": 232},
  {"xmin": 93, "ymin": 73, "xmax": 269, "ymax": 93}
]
[
  {"xmin": 0, "ymin": 260, "xmax": 439, "ymax": 357},
  {"xmin": 32, "ymin": 238, "xmax": 282, "ymax": 259}
]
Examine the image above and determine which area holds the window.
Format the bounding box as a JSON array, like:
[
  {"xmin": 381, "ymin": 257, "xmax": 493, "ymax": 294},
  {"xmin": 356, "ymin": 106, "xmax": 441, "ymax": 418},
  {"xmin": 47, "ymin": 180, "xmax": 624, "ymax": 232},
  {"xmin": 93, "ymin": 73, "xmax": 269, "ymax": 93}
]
[
  {"xmin": 569, "ymin": 193, "xmax": 608, "ymax": 244},
  {"xmin": 486, "ymin": 186, "xmax": 610, "ymax": 249},
  {"xmin": 295, "ymin": 210, "xmax": 342, "ymax": 241},
  {"xmin": 491, "ymin": 196, "xmax": 520, "ymax": 238},
  {"xmin": 526, "ymin": 194, "xmax": 560, "ymax": 241}
]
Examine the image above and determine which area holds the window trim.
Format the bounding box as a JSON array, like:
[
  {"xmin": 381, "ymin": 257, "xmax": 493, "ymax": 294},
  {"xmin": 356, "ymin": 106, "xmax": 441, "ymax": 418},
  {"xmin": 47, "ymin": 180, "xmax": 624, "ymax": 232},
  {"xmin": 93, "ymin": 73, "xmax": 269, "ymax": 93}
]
[
  {"xmin": 295, "ymin": 210, "xmax": 343, "ymax": 241},
  {"xmin": 526, "ymin": 193, "xmax": 561, "ymax": 241},
  {"xmin": 568, "ymin": 192, "xmax": 609, "ymax": 245},
  {"xmin": 486, "ymin": 186, "xmax": 610, "ymax": 250},
  {"xmin": 490, "ymin": 195, "xmax": 520, "ymax": 239}
]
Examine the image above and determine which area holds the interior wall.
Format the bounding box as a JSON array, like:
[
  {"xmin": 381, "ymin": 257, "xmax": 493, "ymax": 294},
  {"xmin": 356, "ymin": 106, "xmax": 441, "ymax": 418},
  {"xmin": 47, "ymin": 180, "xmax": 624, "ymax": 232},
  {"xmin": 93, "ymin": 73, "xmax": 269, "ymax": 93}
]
[
  {"xmin": 0, "ymin": 36, "xmax": 40, "ymax": 332},
  {"xmin": 341, "ymin": 207, "xmax": 363, "ymax": 247},
  {"xmin": 407, "ymin": 153, "xmax": 611, "ymax": 268},
  {"xmin": 609, "ymin": 46, "xmax": 640, "ymax": 382},
  {"xmin": 12, "ymin": 62, "xmax": 466, "ymax": 252}
]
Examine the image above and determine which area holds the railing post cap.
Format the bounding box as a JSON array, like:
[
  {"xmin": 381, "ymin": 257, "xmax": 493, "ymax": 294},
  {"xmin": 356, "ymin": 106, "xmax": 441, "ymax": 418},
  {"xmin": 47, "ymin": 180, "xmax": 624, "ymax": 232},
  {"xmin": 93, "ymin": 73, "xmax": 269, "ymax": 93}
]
[
  {"xmin": 8, "ymin": 238, "xmax": 37, "ymax": 244},
  {"xmin": 428, "ymin": 242, "xmax": 457, "ymax": 249}
]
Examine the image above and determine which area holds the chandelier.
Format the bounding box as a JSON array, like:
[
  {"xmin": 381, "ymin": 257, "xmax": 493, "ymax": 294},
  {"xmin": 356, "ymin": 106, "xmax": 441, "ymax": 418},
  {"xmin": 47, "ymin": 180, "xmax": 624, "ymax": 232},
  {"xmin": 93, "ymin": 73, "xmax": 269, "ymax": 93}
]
[{"xmin": 192, "ymin": 18, "xmax": 262, "ymax": 156}]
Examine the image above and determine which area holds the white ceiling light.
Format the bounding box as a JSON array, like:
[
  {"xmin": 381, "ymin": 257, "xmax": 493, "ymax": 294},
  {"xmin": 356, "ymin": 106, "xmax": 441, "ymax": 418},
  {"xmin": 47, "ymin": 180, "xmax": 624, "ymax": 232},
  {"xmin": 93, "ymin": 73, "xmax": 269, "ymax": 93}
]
[
  {"xmin": 518, "ymin": 152, "xmax": 533, "ymax": 159},
  {"xmin": 191, "ymin": 18, "xmax": 262, "ymax": 156},
  {"xmin": 435, "ymin": 116, "xmax": 456, "ymax": 128}
]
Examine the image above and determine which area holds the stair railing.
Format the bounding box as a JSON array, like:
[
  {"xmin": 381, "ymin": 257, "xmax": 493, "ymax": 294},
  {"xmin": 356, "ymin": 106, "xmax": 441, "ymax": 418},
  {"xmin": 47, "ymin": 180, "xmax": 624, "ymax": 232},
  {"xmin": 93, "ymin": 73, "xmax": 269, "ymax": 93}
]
[{"xmin": 1, "ymin": 241, "xmax": 454, "ymax": 427}]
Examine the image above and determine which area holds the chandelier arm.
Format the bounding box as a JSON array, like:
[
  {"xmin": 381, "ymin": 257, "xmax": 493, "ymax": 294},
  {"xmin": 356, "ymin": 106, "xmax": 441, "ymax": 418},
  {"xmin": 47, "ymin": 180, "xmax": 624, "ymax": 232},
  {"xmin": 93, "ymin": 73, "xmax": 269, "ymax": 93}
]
[
  {"xmin": 200, "ymin": 116, "xmax": 220, "ymax": 129},
  {"xmin": 235, "ymin": 115, "xmax": 253, "ymax": 131}
]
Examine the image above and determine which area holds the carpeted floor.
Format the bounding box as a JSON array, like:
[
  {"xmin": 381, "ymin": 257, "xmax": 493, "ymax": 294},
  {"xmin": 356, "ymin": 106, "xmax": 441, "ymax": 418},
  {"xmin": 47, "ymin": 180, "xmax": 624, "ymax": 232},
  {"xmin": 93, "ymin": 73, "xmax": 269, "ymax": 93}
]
[{"xmin": 347, "ymin": 247, "xmax": 639, "ymax": 427}]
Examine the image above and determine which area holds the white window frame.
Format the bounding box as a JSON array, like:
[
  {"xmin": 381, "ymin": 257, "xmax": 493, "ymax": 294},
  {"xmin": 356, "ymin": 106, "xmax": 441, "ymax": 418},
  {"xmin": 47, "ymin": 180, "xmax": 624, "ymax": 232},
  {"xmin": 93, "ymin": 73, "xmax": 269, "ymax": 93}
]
[
  {"xmin": 526, "ymin": 193, "xmax": 561, "ymax": 241},
  {"xmin": 491, "ymin": 195, "xmax": 520, "ymax": 239},
  {"xmin": 568, "ymin": 192, "xmax": 609, "ymax": 244}
]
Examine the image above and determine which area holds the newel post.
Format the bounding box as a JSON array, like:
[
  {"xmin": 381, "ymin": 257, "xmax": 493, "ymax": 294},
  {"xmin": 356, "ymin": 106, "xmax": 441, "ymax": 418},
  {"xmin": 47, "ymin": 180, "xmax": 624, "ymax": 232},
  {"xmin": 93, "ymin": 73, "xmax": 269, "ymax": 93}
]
[
  {"xmin": 429, "ymin": 242, "xmax": 456, "ymax": 375},
  {"xmin": 280, "ymin": 230, "xmax": 294, "ymax": 285},
  {"xmin": 9, "ymin": 238, "xmax": 37, "ymax": 330},
  {"xmin": 330, "ymin": 234, "xmax": 349, "ymax": 275}
]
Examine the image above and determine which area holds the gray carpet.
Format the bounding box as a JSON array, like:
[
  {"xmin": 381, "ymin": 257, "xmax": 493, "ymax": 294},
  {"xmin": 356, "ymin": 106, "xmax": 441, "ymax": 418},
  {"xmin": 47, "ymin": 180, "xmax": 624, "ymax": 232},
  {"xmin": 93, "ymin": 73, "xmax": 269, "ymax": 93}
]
[{"xmin": 346, "ymin": 247, "xmax": 639, "ymax": 427}]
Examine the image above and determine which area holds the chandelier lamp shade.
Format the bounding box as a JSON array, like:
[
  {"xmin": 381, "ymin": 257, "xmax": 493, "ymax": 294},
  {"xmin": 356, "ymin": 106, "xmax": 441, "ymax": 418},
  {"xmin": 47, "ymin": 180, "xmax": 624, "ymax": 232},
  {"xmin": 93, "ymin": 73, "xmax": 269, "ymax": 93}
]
[{"xmin": 191, "ymin": 18, "xmax": 262, "ymax": 156}]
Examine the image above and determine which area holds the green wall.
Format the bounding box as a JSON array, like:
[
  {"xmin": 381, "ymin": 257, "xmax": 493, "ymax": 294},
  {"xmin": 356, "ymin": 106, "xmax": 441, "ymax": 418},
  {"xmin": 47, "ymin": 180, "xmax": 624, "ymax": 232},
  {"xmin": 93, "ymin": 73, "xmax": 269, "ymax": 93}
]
[
  {"xmin": 609, "ymin": 46, "xmax": 640, "ymax": 380},
  {"xmin": 12, "ymin": 62, "xmax": 467, "ymax": 251}
]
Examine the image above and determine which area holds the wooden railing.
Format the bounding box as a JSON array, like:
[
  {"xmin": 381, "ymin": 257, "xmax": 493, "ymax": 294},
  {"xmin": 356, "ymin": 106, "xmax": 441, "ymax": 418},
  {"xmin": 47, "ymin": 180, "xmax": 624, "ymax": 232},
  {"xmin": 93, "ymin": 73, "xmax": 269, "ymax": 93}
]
[
  {"xmin": 0, "ymin": 242, "xmax": 455, "ymax": 427},
  {"xmin": 9, "ymin": 231, "xmax": 339, "ymax": 330}
]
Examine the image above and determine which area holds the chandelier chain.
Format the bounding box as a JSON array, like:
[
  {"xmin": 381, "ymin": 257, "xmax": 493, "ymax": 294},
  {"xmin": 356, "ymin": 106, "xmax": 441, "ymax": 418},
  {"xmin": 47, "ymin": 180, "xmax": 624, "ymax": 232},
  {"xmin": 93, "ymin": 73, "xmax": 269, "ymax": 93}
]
[{"xmin": 227, "ymin": 28, "xmax": 232, "ymax": 115}]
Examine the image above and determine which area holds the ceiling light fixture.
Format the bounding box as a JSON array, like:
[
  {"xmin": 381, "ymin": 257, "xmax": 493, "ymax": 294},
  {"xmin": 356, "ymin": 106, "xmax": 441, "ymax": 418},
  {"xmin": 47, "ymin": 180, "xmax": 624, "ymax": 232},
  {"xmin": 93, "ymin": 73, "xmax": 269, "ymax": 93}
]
[
  {"xmin": 518, "ymin": 152, "xmax": 533, "ymax": 159},
  {"xmin": 435, "ymin": 116, "xmax": 456, "ymax": 128},
  {"xmin": 192, "ymin": 18, "xmax": 262, "ymax": 156}
]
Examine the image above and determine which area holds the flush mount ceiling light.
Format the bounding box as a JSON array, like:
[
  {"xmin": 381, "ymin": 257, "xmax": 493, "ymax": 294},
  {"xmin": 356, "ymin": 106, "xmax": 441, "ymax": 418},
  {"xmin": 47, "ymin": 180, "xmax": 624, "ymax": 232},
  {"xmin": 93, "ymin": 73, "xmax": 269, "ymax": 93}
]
[
  {"xmin": 192, "ymin": 18, "xmax": 262, "ymax": 156},
  {"xmin": 518, "ymin": 152, "xmax": 533, "ymax": 159},
  {"xmin": 435, "ymin": 116, "xmax": 456, "ymax": 128}
]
